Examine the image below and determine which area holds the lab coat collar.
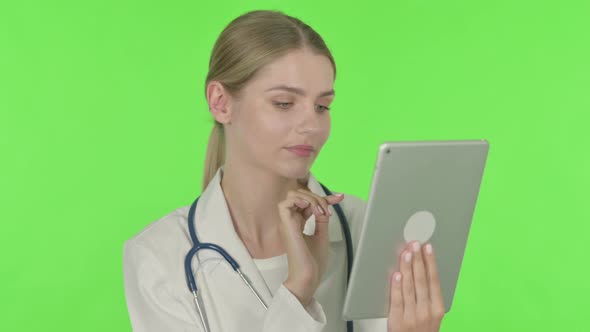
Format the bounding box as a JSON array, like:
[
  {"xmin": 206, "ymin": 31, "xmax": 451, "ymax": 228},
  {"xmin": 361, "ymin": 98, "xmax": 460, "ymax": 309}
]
[{"xmin": 192, "ymin": 165, "xmax": 344, "ymax": 308}]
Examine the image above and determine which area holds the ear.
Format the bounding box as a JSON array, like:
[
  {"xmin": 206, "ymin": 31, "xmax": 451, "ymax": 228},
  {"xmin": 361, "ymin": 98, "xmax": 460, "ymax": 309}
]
[{"xmin": 206, "ymin": 81, "xmax": 233, "ymax": 124}]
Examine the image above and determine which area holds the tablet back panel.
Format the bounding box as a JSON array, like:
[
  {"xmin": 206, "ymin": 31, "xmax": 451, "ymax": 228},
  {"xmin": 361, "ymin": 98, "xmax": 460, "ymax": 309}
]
[{"xmin": 342, "ymin": 140, "xmax": 489, "ymax": 320}]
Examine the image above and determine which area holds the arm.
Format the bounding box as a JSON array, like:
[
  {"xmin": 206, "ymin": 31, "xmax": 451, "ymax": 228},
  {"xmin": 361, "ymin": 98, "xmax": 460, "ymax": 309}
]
[
  {"xmin": 123, "ymin": 241, "xmax": 201, "ymax": 332},
  {"xmin": 261, "ymin": 283, "xmax": 327, "ymax": 331}
]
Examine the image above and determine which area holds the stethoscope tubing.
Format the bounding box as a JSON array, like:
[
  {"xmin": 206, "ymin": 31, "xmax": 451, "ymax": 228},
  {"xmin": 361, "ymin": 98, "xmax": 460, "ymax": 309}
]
[{"xmin": 184, "ymin": 183, "xmax": 354, "ymax": 332}]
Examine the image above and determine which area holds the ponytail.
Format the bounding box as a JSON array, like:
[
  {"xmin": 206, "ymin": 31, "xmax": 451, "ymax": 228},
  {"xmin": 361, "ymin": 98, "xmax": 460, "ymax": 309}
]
[{"xmin": 202, "ymin": 121, "xmax": 225, "ymax": 192}]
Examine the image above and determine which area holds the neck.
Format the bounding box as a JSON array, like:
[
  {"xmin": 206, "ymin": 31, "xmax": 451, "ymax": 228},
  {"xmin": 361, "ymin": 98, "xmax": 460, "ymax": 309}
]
[{"xmin": 219, "ymin": 160, "xmax": 309, "ymax": 257}]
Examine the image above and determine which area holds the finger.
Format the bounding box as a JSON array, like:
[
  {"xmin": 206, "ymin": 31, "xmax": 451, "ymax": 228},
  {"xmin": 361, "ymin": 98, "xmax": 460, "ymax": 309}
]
[
  {"xmin": 400, "ymin": 249, "xmax": 416, "ymax": 321},
  {"xmin": 293, "ymin": 197, "xmax": 314, "ymax": 232},
  {"xmin": 277, "ymin": 195, "xmax": 323, "ymax": 275},
  {"xmin": 290, "ymin": 190, "xmax": 323, "ymax": 216},
  {"xmin": 285, "ymin": 191, "xmax": 317, "ymax": 221},
  {"xmin": 292, "ymin": 192, "xmax": 330, "ymax": 238},
  {"xmin": 297, "ymin": 189, "xmax": 331, "ymax": 218},
  {"xmin": 423, "ymin": 243, "xmax": 445, "ymax": 318},
  {"xmin": 323, "ymin": 193, "xmax": 344, "ymax": 217},
  {"xmin": 278, "ymin": 195, "xmax": 308, "ymax": 233},
  {"xmin": 285, "ymin": 191, "xmax": 329, "ymax": 240},
  {"xmin": 277, "ymin": 196, "xmax": 308, "ymax": 241},
  {"xmin": 388, "ymin": 272, "xmax": 403, "ymax": 325},
  {"xmin": 324, "ymin": 193, "xmax": 345, "ymax": 206},
  {"xmin": 410, "ymin": 241, "xmax": 430, "ymax": 307},
  {"xmin": 293, "ymin": 196, "xmax": 311, "ymax": 210},
  {"xmin": 293, "ymin": 191, "xmax": 331, "ymax": 239}
]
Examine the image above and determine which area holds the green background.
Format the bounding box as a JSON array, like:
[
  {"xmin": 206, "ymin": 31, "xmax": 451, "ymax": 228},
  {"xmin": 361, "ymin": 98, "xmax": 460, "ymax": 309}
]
[{"xmin": 1, "ymin": 0, "xmax": 588, "ymax": 331}]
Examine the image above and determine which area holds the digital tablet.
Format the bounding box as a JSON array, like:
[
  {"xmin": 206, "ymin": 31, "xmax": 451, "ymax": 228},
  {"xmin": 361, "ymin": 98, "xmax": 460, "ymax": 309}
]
[{"xmin": 342, "ymin": 139, "xmax": 489, "ymax": 320}]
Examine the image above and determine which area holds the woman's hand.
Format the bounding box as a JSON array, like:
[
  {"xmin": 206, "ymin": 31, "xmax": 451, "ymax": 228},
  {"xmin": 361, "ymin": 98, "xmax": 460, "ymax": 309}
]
[
  {"xmin": 278, "ymin": 189, "xmax": 344, "ymax": 306},
  {"xmin": 388, "ymin": 241, "xmax": 446, "ymax": 332}
]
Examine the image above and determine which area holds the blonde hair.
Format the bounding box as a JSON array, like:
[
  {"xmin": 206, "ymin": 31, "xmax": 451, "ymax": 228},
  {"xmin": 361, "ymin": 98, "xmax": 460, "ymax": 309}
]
[{"xmin": 201, "ymin": 10, "xmax": 337, "ymax": 191}]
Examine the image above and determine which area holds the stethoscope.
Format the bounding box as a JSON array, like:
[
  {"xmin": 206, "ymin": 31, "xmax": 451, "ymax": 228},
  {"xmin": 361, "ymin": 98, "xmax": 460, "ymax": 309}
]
[{"xmin": 184, "ymin": 183, "xmax": 354, "ymax": 332}]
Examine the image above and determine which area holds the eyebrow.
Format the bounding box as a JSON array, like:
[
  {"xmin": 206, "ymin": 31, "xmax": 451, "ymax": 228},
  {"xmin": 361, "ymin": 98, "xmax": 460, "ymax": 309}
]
[{"xmin": 265, "ymin": 85, "xmax": 335, "ymax": 98}]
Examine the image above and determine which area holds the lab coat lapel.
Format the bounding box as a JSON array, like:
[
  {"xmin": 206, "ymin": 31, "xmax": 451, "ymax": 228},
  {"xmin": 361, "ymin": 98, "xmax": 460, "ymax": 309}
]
[
  {"xmin": 191, "ymin": 167, "xmax": 272, "ymax": 331},
  {"xmin": 190, "ymin": 166, "xmax": 344, "ymax": 331}
]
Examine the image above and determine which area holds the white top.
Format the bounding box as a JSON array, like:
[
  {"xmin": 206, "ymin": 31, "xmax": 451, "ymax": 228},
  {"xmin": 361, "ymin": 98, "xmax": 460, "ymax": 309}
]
[{"xmin": 252, "ymin": 254, "xmax": 289, "ymax": 296}]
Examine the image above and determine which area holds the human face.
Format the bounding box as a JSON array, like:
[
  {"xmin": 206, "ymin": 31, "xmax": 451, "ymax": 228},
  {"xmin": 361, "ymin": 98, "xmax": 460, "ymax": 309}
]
[{"xmin": 226, "ymin": 48, "xmax": 335, "ymax": 179}]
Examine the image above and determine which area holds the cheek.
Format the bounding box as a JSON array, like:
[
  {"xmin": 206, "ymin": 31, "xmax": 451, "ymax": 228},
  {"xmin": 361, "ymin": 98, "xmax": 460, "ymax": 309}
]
[
  {"xmin": 242, "ymin": 107, "xmax": 291, "ymax": 150},
  {"xmin": 260, "ymin": 112, "xmax": 291, "ymax": 134},
  {"xmin": 319, "ymin": 117, "xmax": 331, "ymax": 143},
  {"xmin": 254, "ymin": 109, "xmax": 290, "ymax": 137}
]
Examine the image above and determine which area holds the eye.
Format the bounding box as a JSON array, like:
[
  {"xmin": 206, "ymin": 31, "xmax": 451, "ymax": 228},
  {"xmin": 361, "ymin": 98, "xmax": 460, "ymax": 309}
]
[
  {"xmin": 273, "ymin": 101, "xmax": 293, "ymax": 110},
  {"xmin": 316, "ymin": 104, "xmax": 331, "ymax": 112}
]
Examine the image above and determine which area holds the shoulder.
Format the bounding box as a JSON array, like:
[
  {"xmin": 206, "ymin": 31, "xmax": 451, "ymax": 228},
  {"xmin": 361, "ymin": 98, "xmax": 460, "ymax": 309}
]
[
  {"xmin": 123, "ymin": 205, "xmax": 192, "ymax": 263},
  {"xmin": 122, "ymin": 206, "xmax": 199, "ymax": 329}
]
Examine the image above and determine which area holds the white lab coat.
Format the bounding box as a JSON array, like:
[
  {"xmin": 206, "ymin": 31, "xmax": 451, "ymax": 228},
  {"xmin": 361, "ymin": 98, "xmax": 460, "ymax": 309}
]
[{"xmin": 123, "ymin": 166, "xmax": 388, "ymax": 331}]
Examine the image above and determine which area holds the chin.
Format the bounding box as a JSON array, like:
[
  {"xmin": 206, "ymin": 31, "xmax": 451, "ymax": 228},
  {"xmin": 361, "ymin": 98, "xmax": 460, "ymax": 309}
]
[{"xmin": 277, "ymin": 162, "xmax": 312, "ymax": 180}]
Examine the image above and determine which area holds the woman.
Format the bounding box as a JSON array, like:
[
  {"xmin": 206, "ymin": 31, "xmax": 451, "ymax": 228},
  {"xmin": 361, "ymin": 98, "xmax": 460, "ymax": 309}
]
[{"xmin": 123, "ymin": 9, "xmax": 445, "ymax": 332}]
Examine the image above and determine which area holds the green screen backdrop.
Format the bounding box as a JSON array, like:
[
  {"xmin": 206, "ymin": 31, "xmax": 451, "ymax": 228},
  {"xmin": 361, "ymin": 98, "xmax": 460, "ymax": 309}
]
[{"xmin": 1, "ymin": 0, "xmax": 588, "ymax": 331}]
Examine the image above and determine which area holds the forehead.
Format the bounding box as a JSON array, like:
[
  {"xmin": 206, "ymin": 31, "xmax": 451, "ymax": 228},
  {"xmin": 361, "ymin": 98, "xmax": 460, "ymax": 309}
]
[{"xmin": 248, "ymin": 49, "xmax": 334, "ymax": 94}]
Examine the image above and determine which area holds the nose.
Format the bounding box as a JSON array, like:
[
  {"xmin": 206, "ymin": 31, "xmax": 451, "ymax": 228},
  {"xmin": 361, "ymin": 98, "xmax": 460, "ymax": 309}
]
[{"xmin": 295, "ymin": 105, "xmax": 324, "ymax": 134}]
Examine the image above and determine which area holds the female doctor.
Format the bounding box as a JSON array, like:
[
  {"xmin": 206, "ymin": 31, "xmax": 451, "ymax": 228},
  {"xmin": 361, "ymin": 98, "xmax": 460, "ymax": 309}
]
[{"xmin": 123, "ymin": 9, "xmax": 446, "ymax": 332}]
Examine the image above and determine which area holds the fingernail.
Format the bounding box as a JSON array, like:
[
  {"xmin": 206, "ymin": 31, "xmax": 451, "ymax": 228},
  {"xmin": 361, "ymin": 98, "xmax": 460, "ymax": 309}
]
[
  {"xmin": 334, "ymin": 193, "xmax": 344, "ymax": 197},
  {"xmin": 425, "ymin": 243, "xmax": 433, "ymax": 255},
  {"xmin": 412, "ymin": 241, "xmax": 421, "ymax": 252},
  {"xmin": 405, "ymin": 251, "xmax": 412, "ymax": 263},
  {"xmin": 318, "ymin": 205, "xmax": 325, "ymax": 215}
]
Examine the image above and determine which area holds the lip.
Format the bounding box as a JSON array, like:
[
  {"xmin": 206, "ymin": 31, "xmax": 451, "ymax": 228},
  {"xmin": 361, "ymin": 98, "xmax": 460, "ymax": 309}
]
[
  {"xmin": 286, "ymin": 144, "xmax": 314, "ymax": 151},
  {"xmin": 285, "ymin": 145, "xmax": 314, "ymax": 157}
]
